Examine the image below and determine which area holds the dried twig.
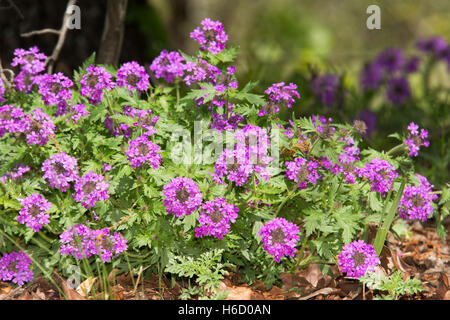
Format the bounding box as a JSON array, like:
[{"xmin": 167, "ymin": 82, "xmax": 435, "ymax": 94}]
[
  {"xmin": 0, "ymin": 57, "xmax": 15, "ymax": 89},
  {"xmin": 19, "ymin": 0, "xmax": 77, "ymax": 74},
  {"xmin": 0, "ymin": 0, "xmax": 24, "ymax": 20},
  {"xmin": 21, "ymin": 28, "xmax": 60, "ymax": 37}
]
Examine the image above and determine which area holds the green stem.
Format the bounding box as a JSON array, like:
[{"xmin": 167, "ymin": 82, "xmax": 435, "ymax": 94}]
[
  {"xmin": 373, "ymin": 179, "xmax": 406, "ymax": 255},
  {"xmin": 275, "ymin": 184, "xmax": 298, "ymax": 217},
  {"xmin": 386, "ymin": 143, "xmax": 406, "ymax": 156}
]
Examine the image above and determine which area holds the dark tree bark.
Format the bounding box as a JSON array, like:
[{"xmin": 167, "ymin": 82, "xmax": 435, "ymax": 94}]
[{"xmin": 97, "ymin": 0, "xmax": 128, "ymax": 66}]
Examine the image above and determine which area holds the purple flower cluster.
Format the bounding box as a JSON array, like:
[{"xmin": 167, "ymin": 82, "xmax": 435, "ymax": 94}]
[
  {"xmin": 0, "ymin": 104, "xmax": 25, "ymax": 137},
  {"xmin": 65, "ymin": 103, "xmax": 89, "ymax": 124},
  {"xmin": 331, "ymin": 137, "xmax": 360, "ymax": 184},
  {"xmin": 312, "ymin": 114, "xmax": 335, "ymax": 138},
  {"xmin": 126, "ymin": 134, "xmax": 161, "ymax": 169},
  {"xmin": 183, "ymin": 57, "xmax": 219, "ymax": 86},
  {"xmin": 123, "ymin": 106, "xmax": 159, "ymax": 135},
  {"xmin": 210, "ymin": 111, "xmax": 243, "ymax": 133},
  {"xmin": 22, "ymin": 108, "xmax": 56, "ymax": 146},
  {"xmin": 60, "ymin": 224, "xmax": 127, "ymax": 262},
  {"xmin": 258, "ymin": 217, "xmax": 300, "ymax": 263},
  {"xmin": 17, "ymin": 193, "xmax": 52, "ymax": 232},
  {"xmin": 11, "ymin": 46, "xmax": 47, "ymax": 74},
  {"xmin": 311, "ymin": 73, "xmax": 340, "ymax": 107},
  {"xmin": 162, "ymin": 177, "xmax": 203, "ymax": 217},
  {"xmin": 358, "ymin": 158, "xmax": 398, "ymax": 196},
  {"xmin": 0, "ymin": 164, "xmax": 30, "ymax": 183},
  {"xmin": 398, "ymin": 175, "xmax": 438, "ymax": 222},
  {"xmin": 0, "ymin": 251, "xmax": 34, "ymax": 286},
  {"xmin": 11, "ymin": 47, "xmax": 47, "ymax": 93},
  {"xmin": 37, "ymin": 72, "xmax": 73, "ymax": 106},
  {"xmin": 195, "ymin": 198, "xmax": 239, "ymax": 239},
  {"xmin": 285, "ymin": 157, "xmax": 321, "ymax": 189},
  {"xmin": 116, "ymin": 61, "xmax": 150, "ymax": 95},
  {"xmin": 42, "ymin": 152, "xmax": 79, "ymax": 192},
  {"xmin": 417, "ymin": 36, "xmax": 450, "ymax": 69},
  {"xmin": 360, "ymin": 48, "xmax": 418, "ymax": 104},
  {"xmin": 404, "ymin": 122, "xmax": 430, "ymax": 157},
  {"xmin": 73, "ymin": 171, "xmax": 110, "ymax": 209},
  {"xmin": 150, "ymin": 50, "xmax": 186, "ymax": 83},
  {"xmin": 213, "ymin": 125, "xmax": 272, "ymax": 185},
  {"xmin": 79, "ymin": 65, "xmax": 115, "ymax": 105},
  {"xmin": 338, "ymin": 240, "xmax": 380, "ymax": 278},
  {"xmin": 190, "ymin": 18, "xmax": 228, "ymax": 54},
  {"xmin": 259, "ymin": 82, "xmax": 300, "ymax": 116},
  {"xmin": 360, "ymin": 48, "xmax": 420, "ymax": 104}
]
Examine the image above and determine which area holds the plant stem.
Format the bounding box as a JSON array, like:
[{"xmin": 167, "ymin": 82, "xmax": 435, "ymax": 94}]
[
  {"xmin": 386, "ymin": 143, "xmax": 406, "ymax": 156},
  {"xmin": 274, "ymin": 183, "xmax": 298, "ymax": 217},
  {"xmin": 373, "ymin": 179, "xmax": 406, "ymax": 255}
]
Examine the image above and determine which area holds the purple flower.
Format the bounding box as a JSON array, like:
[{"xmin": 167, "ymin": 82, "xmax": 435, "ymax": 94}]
[
  {"xmin": 403, "ymin": 56, "xmax": 421, "ymax": 74},
  {"xmin": 73, "ymin": 171, "xmax": 110, "ymax": 209},
  {"xmin": 311, "ymin": 73, "xmax": 339, "ymax": 106},
  {"xmin": 162, "ymin": 177, "xmax": 203, "ymax": 217},
  {"xmin": 116, "ymin": 61, "xmax": 150, "ymax": 95},
  {"xmin": 60, "ymin": 224, "xmax": 127, "ymax": 262},
  {"xmin": 360, "ymin": 62, "xmax": 383, "ymax": 91},
  {"xmin": 42, "ymin": 152, "xmax": 79, "ymax": 192},
  {"xmin": 398, "ymin": 184, "xmax": 437, "ymax": 222},
  {"xmin": 0, "ymin": 104, "xmax": 25, "ymax": 134},
  {"xmin": 14, "ymin": 70, "xmax": 40, "ymax": 93},
  {"xmin": 17, "ymin": 194, "xmax": 52, "ymax": 232},
  {"xmin": 417, "ymin": 36, "xmax": 449, "ymax": 58},
  {"xmin": 258, "ymin": 217, "xmax": 300, "ymax": 263},
  {"xmin": 0, "ymin": 164, "xmax": 30, "ymax": 183},
  {"xmin": 195, "ymin": 198, "xmax": 239, "ymax": 239},
  {"xmin": 125, "ymin": 107, "xmax": 159, "ymax": 136},
  {"xmin": 265, "ymin": 82, "xmax": 300, "ymax": 109},
  {"xmin": 104, "ymin": 113, "xmax": 132, "ymax": 139},
  {"xmin": 190, "ymin": 18, "xmax": 228, "ymax": 54},
  {"xmin": 37, "ymin": 72, "xmax": 73, "ymax": 106},
  {"xmin": 23, "ymin": 108, "xmax": 56, "ymax": 146},
  {"xmin": 212, "ymin": 125, "xmax": 272, "ymax": 185},
  {"xmin": 376, "ymin": 48, "xmax": 405, "ymax": 73},
  {"xmin": 60, "ymin": 224, "xmax": 97, "ymax": 260},
  {"xmin": 312, "ymin": 114, "xmax": 335, "ymax": 138},
  {"xmin": 285, "ymin": 157, "xmax": 321, "ymax": 189},
  {"xmin": 150, "ymin": 50, "xmax": 186, "ymax": 83},
  {"xmin": 65, "ymin": 103, "xmax": 89, "ymax": 124},
  {"xmin": 183, "ymin": 57, "xmax": 219, "ymax": 86},
  {"xmin": 0, "ymin": 251, "xmax": 34, "ymax": 286},
  {"xmin": 210, "ymin": 111, "xmax": 243, "ymax": 133},
  {"xmin": 404, "ymin": 122, "xmax": 430, "ymax": 157},
  {"xmin": 358, "ymin": 158, "xmax": 398, "ymax": 196},
  {"xmin": 338, "ymin": 240, "xmax": 380, "ymax": 278},
  {"xmin": 126, "ymin": 134, "xmax": 161, "ymax": 169},
  {"xmin": 79, "ymin": 65, "xmax": 115, "ymax": 105},
  {"xmin": 213, "ymin": 149, "xmax": 254, "ymax": 186},
  {"xmin": 11, "ymin": 46, "xmax": 47, "ymax": 74},
  {"xmin": 90, "ymin": 228, "xmax": 128, "ymax": 263},
  {"xmin": 386, "ymin": 77, "xmax": 411, "ymax": 104}
]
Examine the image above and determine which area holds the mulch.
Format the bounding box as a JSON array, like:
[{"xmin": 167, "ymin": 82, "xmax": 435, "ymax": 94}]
[{"xmin": 1, "ymin": 217, "xmax": 449, "ymax": 300}]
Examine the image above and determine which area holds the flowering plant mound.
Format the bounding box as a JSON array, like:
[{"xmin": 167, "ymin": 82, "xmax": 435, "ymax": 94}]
[{"xmin": 0, "ymin": 18, "xmax": 448, "ymax": 296}]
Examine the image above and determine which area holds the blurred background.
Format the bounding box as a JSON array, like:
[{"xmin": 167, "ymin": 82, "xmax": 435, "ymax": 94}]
[
  {"xmin": 1, "ymin": 0, "xmax": 449, "ymax": 187},
  {"xmin": 1, "ymin": 0, "xmax": 450, "ymax": 80}
]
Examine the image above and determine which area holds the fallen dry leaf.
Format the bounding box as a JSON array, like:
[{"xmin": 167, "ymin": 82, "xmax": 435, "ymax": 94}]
[
  {"xmin": 76, "ymin": 277, "xmax": 97, "ymax": 297},
  {"xmin": 299, "ymin": 287, "xmax": 339, "ymax": 300}
]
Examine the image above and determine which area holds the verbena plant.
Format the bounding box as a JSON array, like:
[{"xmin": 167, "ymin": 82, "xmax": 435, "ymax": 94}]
[{"xmin": 0, "ymin": 18, "xmax": 448, "ymax": 299}]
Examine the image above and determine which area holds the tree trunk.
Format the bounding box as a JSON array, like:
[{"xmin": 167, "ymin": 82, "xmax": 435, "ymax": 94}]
[{"xmin": 97, "ymin": 0, "xmax": 128, "ymax": 66}]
